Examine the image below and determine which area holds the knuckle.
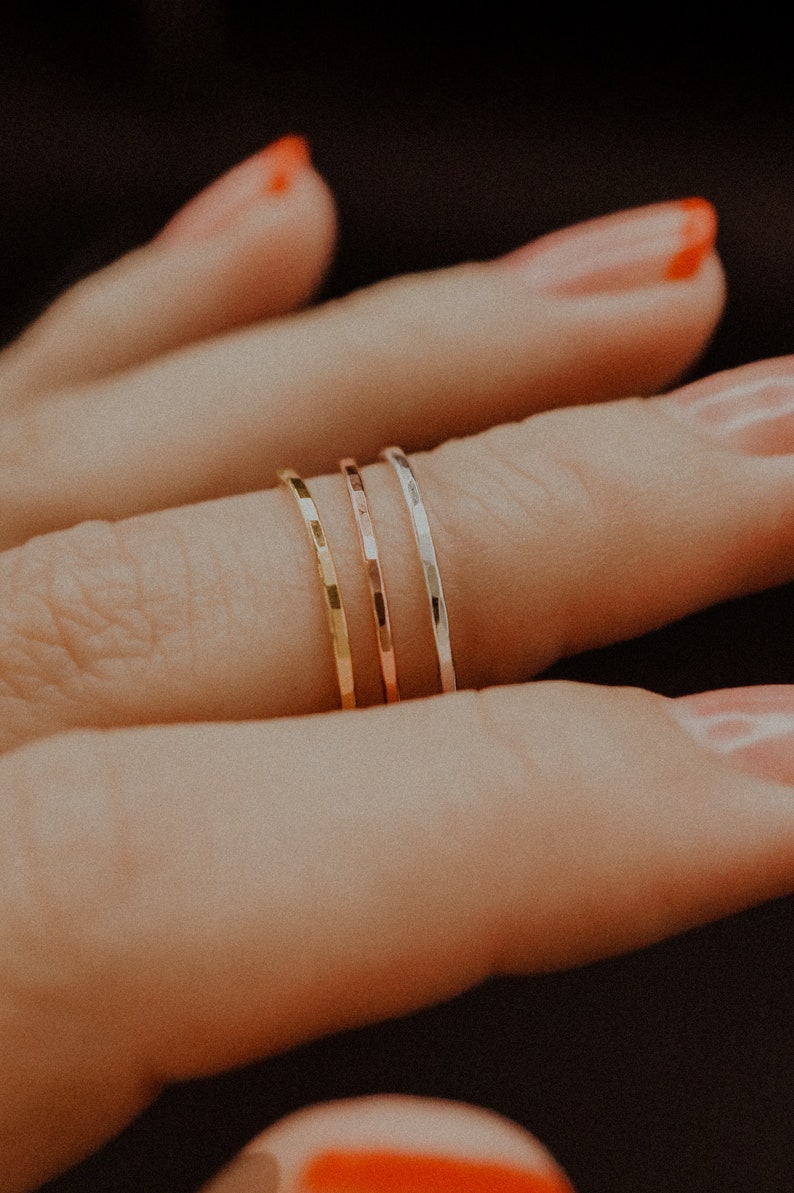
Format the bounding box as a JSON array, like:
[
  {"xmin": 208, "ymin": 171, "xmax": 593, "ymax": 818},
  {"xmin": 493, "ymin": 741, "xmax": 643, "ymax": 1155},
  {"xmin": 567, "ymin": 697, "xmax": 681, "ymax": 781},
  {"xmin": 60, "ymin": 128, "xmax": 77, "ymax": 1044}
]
[
  {"xmin": 0, "ymin": 730, "xmax": 137, "ymax": 1001},
  {"xmin": 477, "ymin": 421, "xmax": 608, "ymax": 535},
  {"xmin": 428, "ymin": 419, "xmax": 611, "ymax": 554},
  {"xmin": 0, "ymin": 519, "xmax": 168, "ymax": 711},
  {"xmin": 422, "ymin": 422, "xmax": 617, "ymax": 672}
]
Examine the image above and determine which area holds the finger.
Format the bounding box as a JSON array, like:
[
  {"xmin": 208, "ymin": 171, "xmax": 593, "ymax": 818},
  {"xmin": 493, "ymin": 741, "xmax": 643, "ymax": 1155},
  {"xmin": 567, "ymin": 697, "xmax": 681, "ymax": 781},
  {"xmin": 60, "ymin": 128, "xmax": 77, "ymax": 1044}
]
[
  {"xmin": 0, "ymin": 137, "xmax": 336, "ymax": 400},
  {"xmin": 3, "ymin": 682, "xmax": 794, "ymax": 1188},
  {"xmin": 201, "ymin": 1097, "xmax": 573, "ymax": 1193},
  {"xmin": 1, "ymin": 358, "xmax": 793, "ymax": 750},
  {"xmin": 0, "ymin": 199, "xmax": 722, "ymax": 542}
]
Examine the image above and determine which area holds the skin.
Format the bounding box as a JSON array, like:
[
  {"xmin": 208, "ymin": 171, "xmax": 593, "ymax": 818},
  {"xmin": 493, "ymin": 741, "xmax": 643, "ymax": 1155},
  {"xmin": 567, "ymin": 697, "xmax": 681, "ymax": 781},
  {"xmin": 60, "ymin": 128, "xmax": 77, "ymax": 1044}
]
[{"xmin": 1, "ymin": 156, "xmax": 794, "ymax": 1192}]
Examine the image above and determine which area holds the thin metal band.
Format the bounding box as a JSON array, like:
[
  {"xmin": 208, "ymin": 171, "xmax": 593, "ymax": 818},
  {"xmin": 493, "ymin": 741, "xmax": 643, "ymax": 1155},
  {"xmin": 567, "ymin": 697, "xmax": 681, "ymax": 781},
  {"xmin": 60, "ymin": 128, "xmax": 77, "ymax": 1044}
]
[
  {"xmin": 278, "ymin": 469, "xmax": 356, "ymax": 710},
  {"xmin": 340, "ymin": 458, "xmax": 399, "ymax": 704},
  {"xmin": 380, "ymin": 446, "xmax": 456, "ymax": 694}
]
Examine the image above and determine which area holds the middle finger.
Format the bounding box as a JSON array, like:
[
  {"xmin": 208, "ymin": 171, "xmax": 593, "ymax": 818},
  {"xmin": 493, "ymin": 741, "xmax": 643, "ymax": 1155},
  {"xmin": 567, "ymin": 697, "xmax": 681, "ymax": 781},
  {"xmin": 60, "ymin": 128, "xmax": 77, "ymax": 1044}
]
[
  {"xmin": 0, "ymin": 357, "xmax": 792, "ymax": 753},
  {"xmin": 0, "ymin": 199, "xmax": 721, "ymax": 548}
]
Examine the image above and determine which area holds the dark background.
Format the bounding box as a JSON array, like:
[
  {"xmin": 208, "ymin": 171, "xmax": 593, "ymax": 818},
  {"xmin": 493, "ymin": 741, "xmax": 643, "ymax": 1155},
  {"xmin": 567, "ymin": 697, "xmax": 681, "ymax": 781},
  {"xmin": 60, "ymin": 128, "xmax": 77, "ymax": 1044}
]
[{"xmin": 1, "ymin": 7, "xmax": 792, "ymax": 1192}]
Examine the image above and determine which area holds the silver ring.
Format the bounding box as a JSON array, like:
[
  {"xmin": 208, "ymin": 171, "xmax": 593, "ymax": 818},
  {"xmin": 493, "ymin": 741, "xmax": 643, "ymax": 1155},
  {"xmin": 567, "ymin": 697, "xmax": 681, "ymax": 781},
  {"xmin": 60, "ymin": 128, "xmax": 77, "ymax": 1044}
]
[{"xmin": 380, "ymin": 446, "xmax": 456, "ymax": 694}]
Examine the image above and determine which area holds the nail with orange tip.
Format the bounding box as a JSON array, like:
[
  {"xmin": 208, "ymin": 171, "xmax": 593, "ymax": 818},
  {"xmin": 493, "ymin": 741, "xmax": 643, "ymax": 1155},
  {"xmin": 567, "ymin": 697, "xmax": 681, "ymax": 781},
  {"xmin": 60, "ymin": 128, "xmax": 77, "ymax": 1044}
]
[
  {"xmin": 301, "ymin": 1150, "xmax": 576, "ymax": 1193},
  {"xmin": 665, "ymin": 197, "xmax": 717, "ymax": 280},
  {"xmin": 266, "ymin": 134, "xmax": 311, "ymax": 194},
  {"xmin": 155, "ymin": 134, "xmax": 311, "ymax": 246},
  {"xmin": 501, "ymin": 197, "xmax": 717, "ymax": 296}
]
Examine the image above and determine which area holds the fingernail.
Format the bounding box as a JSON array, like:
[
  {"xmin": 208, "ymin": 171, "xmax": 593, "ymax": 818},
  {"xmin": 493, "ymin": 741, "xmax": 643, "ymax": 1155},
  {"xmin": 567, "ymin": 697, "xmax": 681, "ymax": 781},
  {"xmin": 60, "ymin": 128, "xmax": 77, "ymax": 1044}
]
[
  {"xmin": 501, "ymin": 198, "xmax": 716, "ymax": 296},
  {"xmin": 656, "ymin": 358, "xmax": 794, "ymax": 456},
  {"xmin": 200, "ymin": 1151, "xmax": 279, "ymax": 1192},
  {"xmin": 156, "ymin": 134, "xmax": 311, "ymax": 246},
  {"xmin": 670, "ymin": 686, "xmax": 794, "ymax": 786},
  {"xmin": 298, "ymin": 1149, "xmax": 574, "ymax": 1192}
]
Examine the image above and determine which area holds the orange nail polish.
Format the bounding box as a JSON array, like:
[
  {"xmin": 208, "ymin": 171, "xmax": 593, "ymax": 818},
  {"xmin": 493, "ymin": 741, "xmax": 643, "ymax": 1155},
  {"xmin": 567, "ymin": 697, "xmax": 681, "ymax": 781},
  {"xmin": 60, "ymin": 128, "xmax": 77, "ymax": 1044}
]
[
  {"xmin": 156, "ymin": 134, "xmax": 311, "ymax": 246},
  {"xmin": 266, "ymin": 133, "xmax": 311, "ymax": 194},
  {"xmin": 302, "ymin": 1150, "xmax": 575, "ymax": 1193},
  {"xmin": 502, "ymin": 197, "xmax": 717, "ymax": 296},
  {"xmin": 665, "ymin": 197, "xmax": 718, "ymax": 280}
]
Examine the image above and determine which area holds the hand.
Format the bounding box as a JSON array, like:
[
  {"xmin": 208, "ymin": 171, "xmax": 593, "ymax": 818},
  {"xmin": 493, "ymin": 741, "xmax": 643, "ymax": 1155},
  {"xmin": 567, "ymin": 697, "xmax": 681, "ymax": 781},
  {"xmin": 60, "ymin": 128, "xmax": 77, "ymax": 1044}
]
[{"xmin": 1, "ymin": 137, "xmax": 793, "ymax": 1192}]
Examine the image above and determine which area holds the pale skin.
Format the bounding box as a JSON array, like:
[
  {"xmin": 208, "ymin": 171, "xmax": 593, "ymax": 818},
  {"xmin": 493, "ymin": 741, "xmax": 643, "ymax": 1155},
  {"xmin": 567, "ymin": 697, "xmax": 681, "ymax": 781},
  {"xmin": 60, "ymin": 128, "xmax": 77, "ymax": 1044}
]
[{"xmin": 1, "ymin": 144, "xmax": 794, "ymax": 1192}]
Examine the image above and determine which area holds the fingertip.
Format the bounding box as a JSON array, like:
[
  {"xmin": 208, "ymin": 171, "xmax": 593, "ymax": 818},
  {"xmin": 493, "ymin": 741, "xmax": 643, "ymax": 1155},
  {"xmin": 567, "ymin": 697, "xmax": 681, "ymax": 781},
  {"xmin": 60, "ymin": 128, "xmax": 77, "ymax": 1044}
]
[
  {"xmin": 151, "ymin": 141, "xmax": 339, "ymax": 311},
  {"xmin": 243, "ymin": 1096, "xmax": 574, "ymax": 1192},
  {"xmin": 638, "ymin": 247, "xmax": 726, "ymax": 394},
  {"xmin": 668, "ymin": 684, "xmax": 794, "ymax": 787},
  {"xmin": 489, "ymin": 199, "xmax": 725, "ymax": 401},
  {"xmin": 500, "ymin": 197, "xmax": 719, "ymax": 297},
  {"xmin": 3, "ymin": 140, "xmax": 340, "ymax": 396},
  {"xmin": 546, "ymin": 246, "xmax": 726, "ymax": 402},
  {"xmin": 155, "ymin": 134, "xmax": 315, "ymax": 247},
  {"xmin": 202, "ymin": 160, "xmax": 338, "ymax": 317},
  {"xmin": 265, "ymin": 134, "xmax": 313, "ymax": 195},
  {"xmin": 664, "ymin": 196, "xmax": 718, "ymax": 281}
]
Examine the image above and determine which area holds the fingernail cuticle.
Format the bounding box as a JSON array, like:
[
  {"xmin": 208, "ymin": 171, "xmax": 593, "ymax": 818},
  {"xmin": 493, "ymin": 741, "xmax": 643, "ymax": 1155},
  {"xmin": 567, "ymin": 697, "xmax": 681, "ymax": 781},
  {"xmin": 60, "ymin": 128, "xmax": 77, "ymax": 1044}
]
[
  {"xmin": 302, "ymin": 1150, "xmax": 574, "ymax": 1192},
  {"xmin": 501, "ymin": 197, "xmax": 716, "ymax": 296}
]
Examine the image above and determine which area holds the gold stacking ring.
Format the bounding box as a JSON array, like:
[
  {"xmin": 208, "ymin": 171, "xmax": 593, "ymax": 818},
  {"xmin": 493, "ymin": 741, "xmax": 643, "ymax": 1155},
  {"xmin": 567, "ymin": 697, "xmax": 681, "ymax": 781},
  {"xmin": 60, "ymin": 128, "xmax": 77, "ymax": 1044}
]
[
  {"xmin": 340, "ymin": 458, "xmax": 399, "ymax": 703},
  {"xmin": 279, "ymin": 447, "xmax": 456, "ymax": 708},
  {"xmin": 278, "ymin": 468, "xmax": 356, "ymax": 710}
]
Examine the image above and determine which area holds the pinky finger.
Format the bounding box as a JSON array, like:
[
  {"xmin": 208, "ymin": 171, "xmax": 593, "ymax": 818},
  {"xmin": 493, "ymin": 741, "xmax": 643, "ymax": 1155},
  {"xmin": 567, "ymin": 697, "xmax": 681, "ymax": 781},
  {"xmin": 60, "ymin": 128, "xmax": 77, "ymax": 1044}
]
[
  {"xmin": 200, "ymin": 1096, "xmax": 574, "ymax": 1192},
  {"xmin": 0, "ymin": 136, "xmax": 337, "ymax": 400}
]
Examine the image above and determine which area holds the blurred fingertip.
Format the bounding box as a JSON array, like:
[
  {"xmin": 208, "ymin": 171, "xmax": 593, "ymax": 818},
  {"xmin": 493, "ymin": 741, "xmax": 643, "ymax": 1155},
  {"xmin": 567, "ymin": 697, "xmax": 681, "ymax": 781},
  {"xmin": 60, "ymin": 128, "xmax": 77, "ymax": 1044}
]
[
  {"xmin": 155, "ymin": 133, "xmax": 314, "ymax": 247},
  {"xmin": 242, "ymin": 1096, "xmax": 574, "ymax": 1192}
]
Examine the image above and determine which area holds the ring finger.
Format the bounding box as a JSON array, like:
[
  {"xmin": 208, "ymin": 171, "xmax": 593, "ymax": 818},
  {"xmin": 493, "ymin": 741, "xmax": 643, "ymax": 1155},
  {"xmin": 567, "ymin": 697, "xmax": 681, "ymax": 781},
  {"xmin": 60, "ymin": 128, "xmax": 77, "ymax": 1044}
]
[{"xmin": 0, "ymin": 356, "xmax": 792, "ymax": 752}]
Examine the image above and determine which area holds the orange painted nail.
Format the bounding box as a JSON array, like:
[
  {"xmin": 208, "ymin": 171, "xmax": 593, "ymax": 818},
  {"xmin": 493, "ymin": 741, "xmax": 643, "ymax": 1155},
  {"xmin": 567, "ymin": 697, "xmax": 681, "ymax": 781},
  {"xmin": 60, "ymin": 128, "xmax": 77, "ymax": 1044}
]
[
  {"xmin": 665, "ymin": 197, "xmax": 717, "ymax": 280},
  {"xmin": 266, "ymin": 133, "xmax": 312, "ymax": 194},
  {"xmin": 156, "ymin": 134, "xmax": 311, "ymax": 246},
  {"xmin": 302, "ymin": 1150, "xmax": 575, "ymax": 1193},
  {"xmin": 501, "ymin": 197, "xmax": 717, "ymax": 296}
]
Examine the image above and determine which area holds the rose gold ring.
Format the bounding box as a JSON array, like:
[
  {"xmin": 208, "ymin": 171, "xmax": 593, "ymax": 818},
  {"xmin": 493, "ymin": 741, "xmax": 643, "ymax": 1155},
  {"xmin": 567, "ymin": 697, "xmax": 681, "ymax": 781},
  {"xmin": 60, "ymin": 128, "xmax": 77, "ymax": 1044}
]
[{"xmin": 340, "ymin": 458, "xmax": 399, "ymax": 703}]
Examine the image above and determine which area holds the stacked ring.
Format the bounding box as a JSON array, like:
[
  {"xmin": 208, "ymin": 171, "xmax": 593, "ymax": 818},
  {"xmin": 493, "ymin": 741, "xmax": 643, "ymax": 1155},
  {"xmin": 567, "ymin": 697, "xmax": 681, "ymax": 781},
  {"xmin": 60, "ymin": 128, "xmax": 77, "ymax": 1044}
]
[
  {"xmin": 340, "ymin": 458, "xmax": 399, "ymax": 703},
  {"xmin": 278, "ymin": 468, "xmax": 356, "ymax": 710},
  {"xmin": 380, "ymin": 446, "xmax": 457, "ymax": 694},
  {"xmin": 279, "ymin": 446, "xmax": 456, "ymax": 709}
]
